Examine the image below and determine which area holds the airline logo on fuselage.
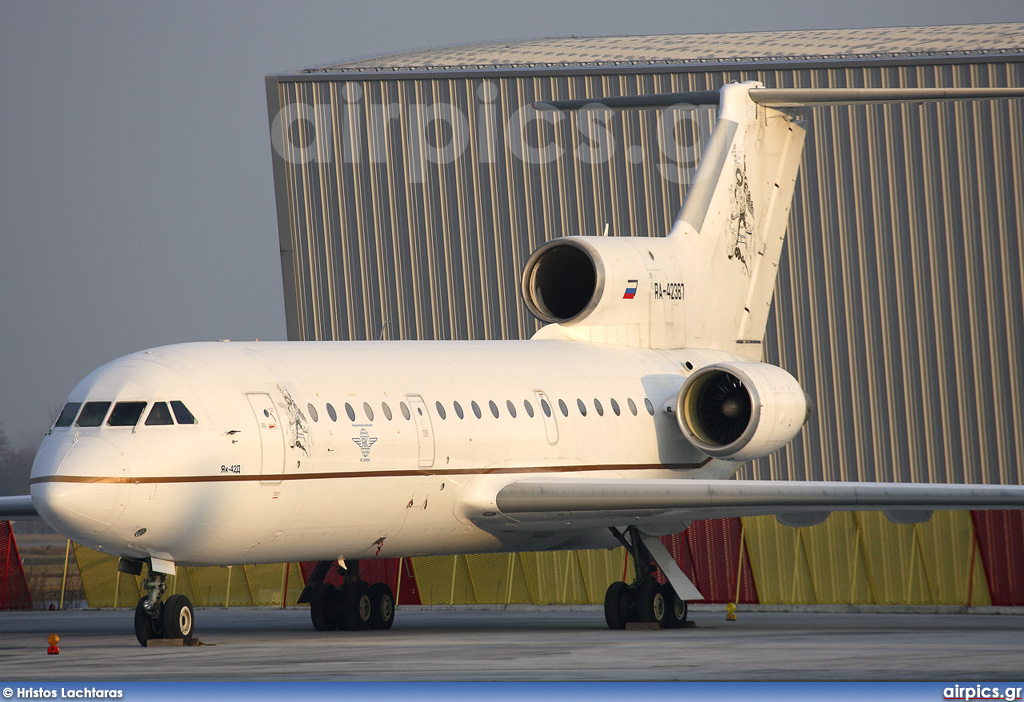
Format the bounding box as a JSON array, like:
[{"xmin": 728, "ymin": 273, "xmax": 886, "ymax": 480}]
[
  {"xmin": 623, "ymin": 280, "xmax": 639, "ymax": 299},
  {"xmin": 352, "ymin": 428, "xmax": 378, "ymax": 461}
]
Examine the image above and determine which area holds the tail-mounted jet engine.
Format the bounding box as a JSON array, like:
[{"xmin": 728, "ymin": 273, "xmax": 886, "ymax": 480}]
[
  {"xmin": 521, "ymin": 238, "xmax": 600, "ymax": 323},
  {"xmin": 521, "ymin": 235, "xmax": 685, "ymax": 348},
  {"xmin": 677, "ymin": 362, "xmax": 811, "ymax": 462},
  {"xmin": 523, "ymin": 236, "xmax": 674, "ymax": 324}
]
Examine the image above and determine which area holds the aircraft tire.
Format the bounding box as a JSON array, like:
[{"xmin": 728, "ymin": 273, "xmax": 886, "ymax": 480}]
[
  {"xmin": 162, "ymin": 594, "xmax": 195, "ymax": 643},
  {"xmin": 662, "ymin": 585, "xmax": 688, "ymax": 628},
  {"xmin": 368, "ymin": 582, "xmax": 395, "ymax": 630},
  {"xmin": 134, "ymin": 597, "xmax": 163, "ymax": 647},
  {"xmin": 342, "ymin": 581, "xmax": 372, "ymax": 631},
  {"xmin": 603, "ymin": 581, "xmax": 631, "ymax": 630},
  {"xmin": 637, "ymin": 580, "xmax": 667, "ymax": 626},
  {"xmin": 310, "ymin": 583, "xmax": 338, "ymax": 631}
]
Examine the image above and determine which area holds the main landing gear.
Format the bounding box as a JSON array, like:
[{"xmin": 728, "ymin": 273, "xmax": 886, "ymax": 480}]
[
  {"xmin": 301, "ymin": 560, "xmax": 395, "ymax": 632},
  {"xmin": 603, "ymin": 526, "xmax": 689, "ymax": 630},
  {"xmin": 124, "ymin": 559, "xmax": 195, "ymax": 647}
]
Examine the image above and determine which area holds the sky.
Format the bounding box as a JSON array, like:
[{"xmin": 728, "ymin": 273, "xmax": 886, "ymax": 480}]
[{"xmin": 1, "ymin": 0, "xmax": 1022, "ymax": 448}]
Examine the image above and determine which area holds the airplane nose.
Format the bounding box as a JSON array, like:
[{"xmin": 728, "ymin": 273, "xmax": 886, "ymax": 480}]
[{"xmin": 31, "ymin": 436, "xmax": 131, "ymax": 540}]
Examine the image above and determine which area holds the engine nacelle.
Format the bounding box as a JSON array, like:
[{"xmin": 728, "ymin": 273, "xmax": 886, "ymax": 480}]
[
  {"xmin": 523, "ymin": 236, "xmax": 654, "ymax": 324},
  {"xmin": 676, "ymin": 361, "xmax": 810, "ymax": 462},
  {"xmin": 522, "ymin": 235, "xmax": 685, "ymax": 347}
]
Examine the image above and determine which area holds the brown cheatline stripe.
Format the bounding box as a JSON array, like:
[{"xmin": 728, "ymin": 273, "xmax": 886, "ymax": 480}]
[{"xmin": 29, "ymin": 459, "xmax": 712, "ymax": 485}]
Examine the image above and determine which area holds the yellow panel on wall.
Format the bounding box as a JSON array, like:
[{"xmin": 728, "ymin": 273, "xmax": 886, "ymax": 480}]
[
  {"xmin": 72, "ymin": 544, "xmax": 305, "ymax": 609},
  {"xmin": 742, "ymin": 511, "xmax": 990, "ymax": 605},
  {"xmin": 73, "ymin": 544, "xmax": 143, "ymax": 608},
  {"xmin": 410, "ymin": 547, "xmax": 631, "ymax": 605}
]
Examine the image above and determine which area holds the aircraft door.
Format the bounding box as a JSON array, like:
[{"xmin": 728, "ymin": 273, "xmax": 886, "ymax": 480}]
[
  {"xmin": 534, "ymin": 390, "xmax": 558, "ymax": 444},
  {"xmin": 405, "ymin": 394, "xmax": 434, "ymax": 468},
  {"xmin": 246, "ymin": 393, "xmax": 286, "ymax": 485}
]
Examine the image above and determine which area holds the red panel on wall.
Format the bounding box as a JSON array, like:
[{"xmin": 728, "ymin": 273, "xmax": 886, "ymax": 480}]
[
  {"xmin": 972, "ymin": 510, "xmax": 1024, "ymax": 606},
  {"xmin": 1, "ymin": 521, "xmax": 33, "ymax": 610},
  {"xmin": 300, "ymin": 558, "xmax": 421, "ymax": 605},
  {"xmin": 660, "ymin": 518, "xmax": 758, "ymax": 604}
]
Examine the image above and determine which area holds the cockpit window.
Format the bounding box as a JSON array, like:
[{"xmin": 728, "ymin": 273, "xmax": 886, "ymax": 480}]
[
  {"xmin": 54, "ymin": 402, "xmax": 82, "ymax": 428},
  {"xmin": 76, "ymin": 401, "xmax": 111, "ymax": 427},
  {"xmin": 108, "ymin": 402, "xmax": 147, "ymax": 427},
  {"xmin": 145, "ymin": 402, "xmax": 174, "ymax": 426},
  {"xmin": 170, "ymin": 401, "xmax": 197, "ymax": 425}
]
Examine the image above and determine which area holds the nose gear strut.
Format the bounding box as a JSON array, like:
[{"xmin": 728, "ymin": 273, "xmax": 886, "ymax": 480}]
[{"xmin": 131, "ymin": 559, "xmax": 195, "ymax": 646}]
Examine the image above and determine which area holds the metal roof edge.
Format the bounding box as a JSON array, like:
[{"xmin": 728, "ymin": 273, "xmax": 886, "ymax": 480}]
[
  {"xmin": 267, "ymin": 50, "xmax": 1024, "ymax": 84},
  {"xmin": 283, "ymin": 23, "xmax": 1024, "ymax": 76}
]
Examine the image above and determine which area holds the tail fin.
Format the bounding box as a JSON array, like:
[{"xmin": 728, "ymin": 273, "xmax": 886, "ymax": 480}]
[{"xmin": 668, "ymin": 82, "xmax": 806, "ymax": 358}]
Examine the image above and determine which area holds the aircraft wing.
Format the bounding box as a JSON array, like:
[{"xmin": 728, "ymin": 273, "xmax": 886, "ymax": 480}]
[
  {"xmin": 488, "ymin": 478, "xmax": 1024, "ymax": 529},
  {"xmin": 0, "ymin": 495, "xmax": 39, "ymax": 520}
]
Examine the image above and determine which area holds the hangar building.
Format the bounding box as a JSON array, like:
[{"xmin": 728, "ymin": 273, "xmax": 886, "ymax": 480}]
[{"xmin": 257, "ymin": 24, "xmax": 1024, "ymax": 607}]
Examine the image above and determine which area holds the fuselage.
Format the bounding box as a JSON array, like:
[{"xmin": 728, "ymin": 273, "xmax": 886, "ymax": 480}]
[{"xmin": 30, "ymin": 340, "xmax": 736, "ymax": 567}]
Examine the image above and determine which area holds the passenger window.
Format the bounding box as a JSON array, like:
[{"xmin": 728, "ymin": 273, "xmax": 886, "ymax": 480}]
[
  {"xmin": 505, "ymin": 400, "xmax": 517, "ymax": 418},
  {"xmin": 610, "ymin": 398, "xmax": 621, "ymax": 416},
  {"xmin": 307, "ymin": 403, "xmax": 319, "ymax": 422},
  {"xmin": 326, "ymin": 403, "xmax": 338, "ymax": 422},
  {"xmin": 108, "ymin": 402, "xmax": 147, "ymax": 427},
  {"xmin": 54, "ymin": 402, "xmax": 82, "ymax": 428},
  {"xmin": 471, "ymin": 401, "xmax": 482, "ymax": 419},
  {"xmin": 541, "ymin": 399, "xmax": 552, "ymax": 417},
  {"xmin": 171, "ymin": 401, "xmax": 197, "ymax": 425},
  {"xmin": 489, "ymin": 400, "xmax": 500, "ymax": 418},
  {"xmin": 594, "ymin": 398, "xmax": 604, "ymax": 416},
  {"xmin": 523, "ymin": 400, "xmax": 534, "ymax": 418},
  {"xmin": 363, "ymin": 402, "xmax": 374, "ymax": 422},
  {"xmin": 345, "ymin": 403, "xmax": 356, "ymax": 422},
  {"xmin": 145, "ymin": 402, "xmax": 174, "ymax": 426},
  {"xmin": 381, "ymin": 402, "xmax": 393, "ymax": 421},
  {"xmin": 400, "ymin": 402, "xmax": 411, "ymax": 420},
  {"xmin": 453, "ymin": 401, "xmax": 465, "ymax": 419},
  {"xmin": 627, "ymin": 398, "xmax": 638, "ymax": 416},
  {"xmin": 644, "ymin": 398, "xmax": 655, "ymax": 415},
  {"xmin": 558, "ymin": 399, "xmax": 569, "ymax": 417},
  {"xmin": 435, "ymin": 401, "xmax": 447, "ymax": 420},
  {"xmin": 76, "ymin": 401, "xmax": 111, "ymax": 427},
  {"xmin": 577, "ymin": 399, "xmax": 588, "ymax": 417}
]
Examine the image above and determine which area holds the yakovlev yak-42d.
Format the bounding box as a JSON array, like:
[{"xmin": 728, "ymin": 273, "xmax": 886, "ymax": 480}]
[{"xmin": 3, "ymin": 82, "xmax": 1024, "ymax": 645}]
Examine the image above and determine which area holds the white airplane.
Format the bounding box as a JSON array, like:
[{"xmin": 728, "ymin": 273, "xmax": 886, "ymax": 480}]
[{"xmin": 3, "ymin": 82, "xmax": 1024, "ymax": 646}]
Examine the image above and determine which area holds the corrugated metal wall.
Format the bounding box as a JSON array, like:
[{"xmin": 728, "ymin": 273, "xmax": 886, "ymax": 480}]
[{"xmin": 268, "ymin": 58, "xmax": 1023, "ymax": 487}]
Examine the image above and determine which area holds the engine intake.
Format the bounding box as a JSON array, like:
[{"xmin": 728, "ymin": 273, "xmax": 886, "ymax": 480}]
[
  {"xmin": 522, "ymin": 240, "xmax": 600, "ymax": 323},
  {"xmin": 677, "ymin": 361, "xmax": 810, "ymax": 462}
]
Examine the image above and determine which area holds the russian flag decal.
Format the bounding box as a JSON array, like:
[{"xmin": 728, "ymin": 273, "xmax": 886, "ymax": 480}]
[{"xmin": 623, "ymin": 279, "xmax": 638, "ymax": 299}]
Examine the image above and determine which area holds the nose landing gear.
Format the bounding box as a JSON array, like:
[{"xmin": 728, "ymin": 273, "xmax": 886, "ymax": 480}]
[{"xmin": 128, "ymin": 559, "xmax": 195, "ymax": 647}]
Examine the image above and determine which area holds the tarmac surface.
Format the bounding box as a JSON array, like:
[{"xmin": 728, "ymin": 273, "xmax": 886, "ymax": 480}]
[{"xmin": 1, "ymin": 606, "xmax": 1022, "ymax": 681}]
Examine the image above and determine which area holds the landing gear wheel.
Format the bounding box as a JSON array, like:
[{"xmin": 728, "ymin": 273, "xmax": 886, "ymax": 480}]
[
  {"xmin": 604, "ymin": 581, "xmax": 632, "ymax": 630},
  {"xmin": 663, "ymin": 586, "xmax": 688, "ymax": 628},
  {"xmin": 134, "ymin": 597, "xmax": 164, "ymax": 646},
  {"xmin": 162, "ymin": 594, "xmax": 195, "ymax": 643},
  {"xmin": 310, "ymin": 583, "xmax": 338, "ymax": 631},
  {"xmin": 342, "ymin": 581, "xmax": 372, "ymax": 630},
  {"xmin": 368, "ymin": 582, "xmax": 395, "ymax": 630},
  {"xmin": 637, "ymin": 580, "xmax": 667, "ymax": 626}
]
